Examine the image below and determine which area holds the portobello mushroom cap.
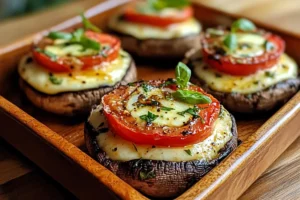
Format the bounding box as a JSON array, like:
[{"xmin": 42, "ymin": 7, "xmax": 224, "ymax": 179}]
[
  {"xmin": 19, "ymin": 61, "xmax": 137, "ymax": 116},
  {"xmin": 111, "ymin": 31, "xmax": 201, "ymax": 59},
  {"xmin": 84, "ymin": 113, "xmax": 238, "ymax": 198},
  {"xmin": 185, "ymin": 48, "xmax": 300, "ymax": 113}
]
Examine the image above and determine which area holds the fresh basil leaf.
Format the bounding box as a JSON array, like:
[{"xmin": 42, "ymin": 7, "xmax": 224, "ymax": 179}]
[
  {"xmin": 223, "ymin": 33, "xmax": 237, "ymax": 52},
  {"xmin": 172, "ymin": 90, "xmax": 211, "ymax": 104},
  {"xmin": 79, "ymin": 36, "xmax": 101, "ymax": 51},
  {"xmin": 81, "ymin": 13, "xmax": 101, "ymax": 32},
  {"xmin": 184, "ymin": 149, "xmax": 192, "ymax": 156},
  {"xmin": 47, "ymin": 31, "xmax": 73, "ymax": 40},
  {"xmin": 71, "ymin": 28, "xmax": 84, "ymax": 42},
  {"xmin": 35, "ymin": 48, "xmax": 57, "ymax": 61},
  {"xmin": 175, "ymin": 62, "xmax": 191, "ymax": 89},
  {"xmin": 231, "ymin": 18, "xmax": 256, "ymax": 32},
  {"xmin": 49, "ymin": 75, "xmax": 62, "ymax": 85},
  {"xmin": 149, "ymin": 0, "xmax": 189, "ymax": 11},
  {"xmin": 161, "ymin": 106, "xmax": 174, "ymax": 111},
  {"xmin": 140, "ymin": 111, "xmax": 159, "ymax": 124}
]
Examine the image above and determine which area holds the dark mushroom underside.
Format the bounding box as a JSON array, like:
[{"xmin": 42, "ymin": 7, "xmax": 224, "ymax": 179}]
[
  {"xmin": 84, "ymin": 115, "xmax": 238, "ymax": 198},
  {"xmin": 19, "ymin": 60, "xmax": 137, "ymax": 116},
  {"xmin": 110, "ymin": 31, "xmax": 201, "ymax": 59}
]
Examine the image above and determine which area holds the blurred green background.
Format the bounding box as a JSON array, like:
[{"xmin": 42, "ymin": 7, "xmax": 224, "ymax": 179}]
[{"xmin": 0, "ymin": 0, "xmax": 73, "ymax": 20}]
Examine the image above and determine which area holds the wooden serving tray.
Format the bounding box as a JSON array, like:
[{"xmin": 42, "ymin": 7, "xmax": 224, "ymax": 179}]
[{"xmin": 0, "ymin": 1, "xmax": 299, "ymax": 199}]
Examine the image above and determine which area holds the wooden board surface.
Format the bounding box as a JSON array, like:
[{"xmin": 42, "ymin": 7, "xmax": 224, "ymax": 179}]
[{"xmin": 0, "ymin": 0, "xmax": 297, "ymax": 199}]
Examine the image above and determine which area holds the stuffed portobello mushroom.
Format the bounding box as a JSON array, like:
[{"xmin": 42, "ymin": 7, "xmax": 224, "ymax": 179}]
[
  {"xmin": 108, "ymin": 0, "xmax": 201, "ymax": 59},
  {"xmin": 84, "ymin": 63, "xmax": 238, "ymax": 198},
  {"xmin": 186, "ymin": 18, "xmax": 300, "ymax": 113},
  {"xmin": 18, "ymin": 15, "xmax": 137, "ymax": 116}
]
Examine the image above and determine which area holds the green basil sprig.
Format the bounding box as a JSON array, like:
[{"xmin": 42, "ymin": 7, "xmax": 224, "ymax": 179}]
[
  {"xmin": 223, "ymin": 33, "xmax": 237, "ymax": 52},
  {"xmin": 172, "ymin": 62, "xmax": 211, "ymax": 105},
  {"xmin": 81, "ymin": 13, "xmax": 101, "ymax": 32},
  {"xmin": 223, "ymin": 18, "xmax": 256, "ymax": 51},
  {"xmin": 47, "ymin": 14, "xmax": 101, "ymax": 51},
  {"xmin": 172, "ymin": 90, "xmax": 211, "ymax": 104},
  {"xmin": 231, "ymin": 18, "xmax": 256, "ymax": 32},
  {"xmin": 175, "ymin": 62, "xmax": 191, "ymax": 89},
  {"xmin": 149, "ymin": 0, "xmax": 189, "ymax": 11}
]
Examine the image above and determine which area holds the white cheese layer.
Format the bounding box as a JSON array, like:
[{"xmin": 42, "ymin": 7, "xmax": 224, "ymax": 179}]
[
  {"xmin": 108, "ymin": 16, "xmax": 201, "ymax": 40},
  {"xmin": 126, "ymin": 87, "xmax": 193, "ymax": 127},
  {"xmin": 194, "ymin": 53, "xmax": 298, "ymax": 94},
  {"xmin": 18, "ymin": 51, "xmax": 131, "ymax": 95},
  {"xmin": 232, "ymin": 33, "xmax": 266, "ymax": 58},
  {"xmin": 89, "ymin": 105, "xmax": 233, "ymax": 162}
]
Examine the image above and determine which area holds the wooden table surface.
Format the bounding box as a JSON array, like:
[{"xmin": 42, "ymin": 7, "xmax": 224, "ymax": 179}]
[{"xmin": 1, "ymin": 0, "xmax": 300, "ymax": 199}]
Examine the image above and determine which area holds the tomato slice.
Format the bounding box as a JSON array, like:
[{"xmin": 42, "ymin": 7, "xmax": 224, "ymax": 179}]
[
  {"xmin": 202, "ymin": 32, "xmax": 285, "ymax": 76},
  {"xmin": 123, "ymin": 6, "xmax": 193, "ymax": 27},
  {"xmin": 102, "ymin": 80, "xmax": 220, "ymax": 147},
  {"xmin": 32, "ymin": 31, "xmax": 121, "ymax": 73}
]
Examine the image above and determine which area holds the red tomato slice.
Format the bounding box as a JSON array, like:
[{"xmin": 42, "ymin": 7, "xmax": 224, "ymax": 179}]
[
  {"xmin": 32, "ymin": 31, "xmax": 121, "ymax": 73},
  {"xmin": 202, "ymin": 32, "xmax": 285, "ymax": 76},
  {"xmin": 102, "ymin": 80, "xmax": 220, "ymax": 147},
  {"xmin": 123, "ymin": 6, "xmax": 193, "ymax": 27}
]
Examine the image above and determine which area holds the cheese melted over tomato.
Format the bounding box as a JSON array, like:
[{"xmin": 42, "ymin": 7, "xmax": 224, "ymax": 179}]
[
  {"xmin": 88, "ymin": 104, "xmax": 233, "ymax": 162},
  {"xmin": 18, "ymin": 50, "xmax": 131, "ymax": 95},
  {"xmin": 194, "ymin": 53, "xmax": 298, "ymax": 94},
  {"xmin": 108, "ymin": 15, "xmax": 201, "ymax": 40}
]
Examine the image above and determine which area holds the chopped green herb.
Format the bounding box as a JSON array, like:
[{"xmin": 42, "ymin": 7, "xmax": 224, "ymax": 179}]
[
  {"xmin": 172, "ymin": 90, "xmax": 211, "ymax": 104},
  {"xmin": 184, "ymin": 149, "xmax": 192, "ymax": 156},
  {"xmin": 141, "ymin": 83, "xmax": 153, "ymax": 92},
  {"xmin": 175, "ymin": 62, "xmax": 191, "ymax": 89},
  {"xmin": 139, "ymin": 170, "xmax": 156, "ymax": 181},
  {"xmin": 161, "ymin": 106, "xmax": 174, "ymax": 111},
  {"xmin": 128, "ymin": 82, "xmax": 136, "ymax": 86},
  {"xmin": 151, "ymin": 100, "xmax": 160, "ymax": 106},
  {"xmin": 177, "ymin": 106, "xmax": 199, "ymax": 118},
  {"xmin": 160, "ymin": 78, "xmax": 175, "ymax": 87},
  {"xmin": 49, "ymin": 75, "xmax": 62, "ymax": 85},
  {"xmin": 264, "ymin": 40, "xmax": 275, "ymax": 51},
  {"xmin": 265, "ymin": 71, "xmax": 275, "ymax": 78},
  {"xmin": 223, "ymin": 33, "xmax": 237, "ymax": 52},
  {"xmin": 149, "ymin": 0, "xmax": 189, "ymax": 11},
  {"xmin": 81, "ymin": 13, "xmax": 101, "ymax": 32},
  {"xmin": 140, "ymin": 111, "xmax": 159, "ymax": 124},
  {"xmin": 253, "ymin": 80, "xmax": 259, "ymax": 85},
  {"xmin": 231, "ymin": 18, "xmax": 256, "ymax": 32}
]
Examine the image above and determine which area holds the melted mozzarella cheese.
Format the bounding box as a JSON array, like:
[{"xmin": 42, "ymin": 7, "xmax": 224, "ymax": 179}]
[
  {"xmin": 88, "ymin": 105, "xmax": 233, "ymax": 162},
  {"xmin": 232, "ymin": 33, "xmax": 266, "ymax": 58},
  {"xmin": 18, "ymin": 51, "xmax": 131, "ymax": 95},
  {"xmin": 194, "ymin": 53, "xmax": 298, "ymax": 94},
  {"xmin": 126, "ymin": 87, "xmax": 192, "ymax": 127},
  {"xmin": 108, "ymin": 16, "xmax": 201, "ymax": 40}
]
